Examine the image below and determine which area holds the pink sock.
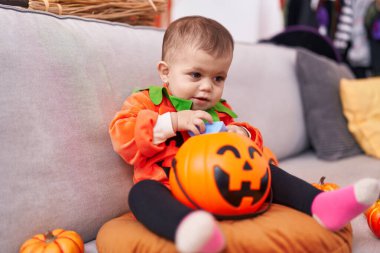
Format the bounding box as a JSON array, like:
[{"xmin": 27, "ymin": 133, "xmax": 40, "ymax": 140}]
[
  {"xmin": 311, "ymin": 178, "xmax": 379, "ymax": 231},
  {"xmin": 175, "ymin": 210, "xmax": 225, "ymax": 253}
]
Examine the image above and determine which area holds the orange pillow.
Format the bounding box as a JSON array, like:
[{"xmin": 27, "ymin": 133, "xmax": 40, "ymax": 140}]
[{"xmin": 96, "ymin": 204, "xmax": 352, "ymax": 253}]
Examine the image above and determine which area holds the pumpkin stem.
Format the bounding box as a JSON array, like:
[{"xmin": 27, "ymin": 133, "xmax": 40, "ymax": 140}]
[
  {"xmin": 45, "ymin": 231, "xmax": 56, "ymax": 243},
  {"xmin": 320, "ymin": 176, "xmax": 326, "ymax": 185}
]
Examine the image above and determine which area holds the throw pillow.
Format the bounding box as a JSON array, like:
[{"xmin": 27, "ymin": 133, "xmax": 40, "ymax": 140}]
[
  {"xmin": 340, "ymin": 77, "xmax": 380, "ymax": 158},
  {"xmin": 296, "ymin": 49, "xmax": 362, "ymax": 160}
]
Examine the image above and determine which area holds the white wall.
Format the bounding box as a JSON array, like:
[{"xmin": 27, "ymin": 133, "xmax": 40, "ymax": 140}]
[{"xmin": 171, "ymin": 0, "xmax": 284, "ymax": 44}]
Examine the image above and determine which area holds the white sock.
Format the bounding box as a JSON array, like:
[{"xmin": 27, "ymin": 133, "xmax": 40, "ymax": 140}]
[{"xmin": 175, "ymin": 210, "xmax": 225, "ymax": 253}]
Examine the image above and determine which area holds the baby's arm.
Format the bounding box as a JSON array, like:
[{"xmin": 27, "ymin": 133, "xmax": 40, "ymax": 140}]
[
  {"xmin": 218, "ymin": 101, "xmax": 264, "ymax": 150},
  {"xmin": 229, "ymin": 122, "xmax": 264, "ymax": 151},
  {"xmin": 225, "ymin": 124, "xmax": 251, "ymax": 137},
  {"xmin": 171, "ymin": 110, "xmax": 213, "ymax": 136},
  {"xmin": 109, "ymin": 92, "xmax": 166, "ymax": 164},
  {"xmin": 152, "ymin": 110, "xmax": 213, "ymax": 144}
]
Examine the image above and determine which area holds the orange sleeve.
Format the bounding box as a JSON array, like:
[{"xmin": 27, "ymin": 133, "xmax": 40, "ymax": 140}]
[
  {"xmin": 220, "ymin": 101, "xmax": 278, "ymax": 163},
  {"xmin": 229, "ymin": 122, "xmax": 264, "ymax": 151},
  {"xmin": 219, "ymin": 101, "xmax": 263, "ymax": 151},
  {"xmin": 230, "ymin": 121, "xmax": 279, "ymax": 165},
  {"xmin": 109, "ymin": 91, "xmax": 166, "ymax": 165}
]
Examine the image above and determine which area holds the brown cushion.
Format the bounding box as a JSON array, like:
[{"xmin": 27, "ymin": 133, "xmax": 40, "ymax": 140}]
[{"xmin": 96, "ymin": 204, "xmax": 352, "ymax": 253}]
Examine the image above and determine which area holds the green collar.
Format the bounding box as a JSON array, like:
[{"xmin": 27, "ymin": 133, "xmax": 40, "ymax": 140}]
[{"xmin": 136, "ymin": 86, "xmax": 237, "ymax": 121}]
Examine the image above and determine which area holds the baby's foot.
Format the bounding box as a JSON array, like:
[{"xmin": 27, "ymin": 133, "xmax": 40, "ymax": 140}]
[
  {"xmin": 175, "ymin": 210, "xmax": 225, "ymax": 253},
  {"xmin": 311, "ymin": 178, "xmax": 379, "ymax": 231}
]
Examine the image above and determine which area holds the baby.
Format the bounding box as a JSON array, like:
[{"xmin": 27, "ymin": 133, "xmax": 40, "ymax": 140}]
[{"xmin": 109, "ymin": 16, "xmax": 380, "ymax": 253}]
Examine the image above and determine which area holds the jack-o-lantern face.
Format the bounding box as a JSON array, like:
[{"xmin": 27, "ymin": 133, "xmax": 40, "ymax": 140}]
[
  {"xmin": 214, "ymin": 144, "xmax": 269, "ymax": 208},
  {"xmin": 169, "ymin": 132, "xmax": 272, "ymax": 218}
]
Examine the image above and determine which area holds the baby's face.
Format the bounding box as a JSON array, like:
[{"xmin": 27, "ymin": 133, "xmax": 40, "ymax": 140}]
[{"xmin": 164, "ymin": 46, "xmax": 232, "ymax": 110}]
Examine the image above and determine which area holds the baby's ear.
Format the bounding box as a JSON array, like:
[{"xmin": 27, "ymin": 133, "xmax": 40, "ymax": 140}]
[{"xmin": 157, "ymin": 61, "xmax": 169, "ymax": 83}]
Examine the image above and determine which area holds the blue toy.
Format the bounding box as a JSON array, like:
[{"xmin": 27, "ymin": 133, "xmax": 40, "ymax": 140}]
[{"xmin": 188, "ymin": 121, "xmax": 227, "ymax": 136}]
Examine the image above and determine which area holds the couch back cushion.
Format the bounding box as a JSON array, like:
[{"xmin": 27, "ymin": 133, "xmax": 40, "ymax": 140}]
[
  {"xmin": 0, "ymin": 5, "xmax": 309, "ymax": 252},
  {"xmin": 225, "ymin": 43, "xmax": 309, "ymax": 160},
  {"xmin": 0, "ymin": 5, "xmax": 163, "ymax": 252}
]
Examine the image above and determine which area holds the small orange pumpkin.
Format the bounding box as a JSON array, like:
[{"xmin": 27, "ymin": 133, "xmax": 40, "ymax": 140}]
[
  {"xmin": 312, "ymin": 176, "xmax": 339, "ymax": 191},
  {"xmin": 19, "ymin": 229, "xmax": 84, "ymax": 253},
  {"xmin": 364, "ymin": 199, "xmax": 380, "ymax": 239}
]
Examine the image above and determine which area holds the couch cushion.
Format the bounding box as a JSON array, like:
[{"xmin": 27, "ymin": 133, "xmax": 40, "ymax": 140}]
[
  {"xmin": 295, "ymin": 48, "xmax": 362, "ymax": 160},
  {"xmin": 0, "ymin": 5, "xmax": 163, "ymax": 253},
  {"xmin": 340, "ymin": 77, "xmax": 380, "ymax": 159},
  {"xmin": 96, "ymin": 205, "xmax": 352, "ymax": 253},
  {"xmin": 225, "ymin": 44, "xmax": 309, "ymax": 160}
]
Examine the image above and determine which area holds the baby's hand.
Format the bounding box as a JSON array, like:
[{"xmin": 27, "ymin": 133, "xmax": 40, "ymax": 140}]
[
  {"xmin": 171, "ymin": 110, "xmax": 213, "ymax": 135},
  {"xmin": 226, "ymin": 125, "xmax": 249, "ymax": 137}
]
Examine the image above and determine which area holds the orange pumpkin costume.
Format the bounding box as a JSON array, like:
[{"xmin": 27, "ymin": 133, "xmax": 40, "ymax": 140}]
[
  {"xmin": 109, "ymin": 85, "xmax": 278, "ymax": 188},
  {"xmin": 109, "ymin": 85, "xmax": 324, "ymax": 246}
]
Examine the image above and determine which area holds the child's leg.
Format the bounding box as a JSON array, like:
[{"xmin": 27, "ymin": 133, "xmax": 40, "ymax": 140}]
[
  {"xmin": 270, "ymin": 164, "xmax": 322, "ymax": 215},
  {"xmin": 128, "ymin": 180, "xmax": 191, "ymax": 240},
  {"xmin": 128, "ymin": 180, "xmax": 225, "ymax": 253},
  {"xmin": 270, "ymin": 164, "xmax": 380, "ymax": 231},
  {"xmin": 311, "ymin": 178, "xmax": 379, "ymax": 231}
]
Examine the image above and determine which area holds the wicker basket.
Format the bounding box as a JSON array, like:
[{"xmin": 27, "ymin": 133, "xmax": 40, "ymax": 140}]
[{"xmin": 28, "ymin": 0, "xmax": 168, "ymax": 26}]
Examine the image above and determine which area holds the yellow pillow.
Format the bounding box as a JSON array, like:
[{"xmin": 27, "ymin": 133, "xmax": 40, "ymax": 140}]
[{"xmin": 340, "ymin": 77, "xmax": 380, "ymax": 158}]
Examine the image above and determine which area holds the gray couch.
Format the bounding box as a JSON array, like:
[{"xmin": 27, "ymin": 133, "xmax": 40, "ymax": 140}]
[{"xmin": 1, "ymin": 4, "xmax": 379, "ymax": 253}]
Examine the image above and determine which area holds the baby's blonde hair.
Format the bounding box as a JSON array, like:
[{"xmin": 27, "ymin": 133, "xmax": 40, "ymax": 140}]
[{"xmin": 162, "ymin": 16, "xmax": 234, "ymax": 62}]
